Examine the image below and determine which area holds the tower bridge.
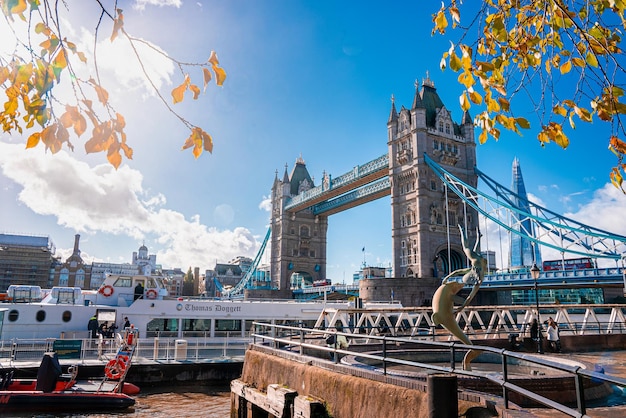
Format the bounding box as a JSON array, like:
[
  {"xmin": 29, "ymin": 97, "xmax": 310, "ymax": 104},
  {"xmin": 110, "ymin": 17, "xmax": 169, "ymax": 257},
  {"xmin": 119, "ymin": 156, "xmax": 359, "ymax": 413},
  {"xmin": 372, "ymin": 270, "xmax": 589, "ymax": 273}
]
[{"xmin": 233, "ymin": 74, "xmax": 626, "ymax": 306}]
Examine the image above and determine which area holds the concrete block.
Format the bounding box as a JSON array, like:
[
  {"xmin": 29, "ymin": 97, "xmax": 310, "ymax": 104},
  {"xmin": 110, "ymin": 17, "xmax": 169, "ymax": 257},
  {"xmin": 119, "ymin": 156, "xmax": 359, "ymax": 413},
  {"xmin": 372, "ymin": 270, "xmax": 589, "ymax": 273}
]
[{"xmin": 268, "ymin": 383, "xmax": 297, "ymax": 417}]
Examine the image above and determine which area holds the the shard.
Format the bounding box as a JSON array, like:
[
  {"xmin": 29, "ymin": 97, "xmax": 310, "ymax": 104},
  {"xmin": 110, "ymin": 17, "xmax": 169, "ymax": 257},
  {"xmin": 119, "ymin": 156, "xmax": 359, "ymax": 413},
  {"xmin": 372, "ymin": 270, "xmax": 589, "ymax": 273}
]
[{"xmin": 509, "ymin": 158, "xmax": 542, "ymax": 270}]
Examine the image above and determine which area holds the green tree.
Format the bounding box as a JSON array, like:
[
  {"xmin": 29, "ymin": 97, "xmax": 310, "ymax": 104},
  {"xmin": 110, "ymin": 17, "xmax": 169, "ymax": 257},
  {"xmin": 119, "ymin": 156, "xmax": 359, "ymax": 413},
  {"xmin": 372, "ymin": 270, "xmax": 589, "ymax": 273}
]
[
  {"xmin": 0, "ymin": 0, "xmax": 225, "ymax": 168},
  {"xmin": 183, "ymin": 266, "xmax": 195, "ymax": 296},
  {"xmin": 434, "ymin": 0, "xmax": 626, "ymax": 190}
]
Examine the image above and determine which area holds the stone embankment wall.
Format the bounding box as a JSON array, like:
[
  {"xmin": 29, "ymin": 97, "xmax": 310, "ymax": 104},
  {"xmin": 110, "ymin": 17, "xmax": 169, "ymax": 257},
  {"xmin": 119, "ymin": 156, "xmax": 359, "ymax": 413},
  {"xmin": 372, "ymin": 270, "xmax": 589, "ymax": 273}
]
[{"xmin": 231, "ymin": 346, "xmax": 494, "ymax": 418}]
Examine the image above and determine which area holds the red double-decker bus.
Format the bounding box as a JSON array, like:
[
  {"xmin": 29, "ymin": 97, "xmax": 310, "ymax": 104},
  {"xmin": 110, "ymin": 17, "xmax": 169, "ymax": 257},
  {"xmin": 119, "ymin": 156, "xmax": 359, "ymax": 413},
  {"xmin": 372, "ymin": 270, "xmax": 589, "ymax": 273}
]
[{"xmin": 542, "ymin": 257, "xmax": 593, "ymax": 271}]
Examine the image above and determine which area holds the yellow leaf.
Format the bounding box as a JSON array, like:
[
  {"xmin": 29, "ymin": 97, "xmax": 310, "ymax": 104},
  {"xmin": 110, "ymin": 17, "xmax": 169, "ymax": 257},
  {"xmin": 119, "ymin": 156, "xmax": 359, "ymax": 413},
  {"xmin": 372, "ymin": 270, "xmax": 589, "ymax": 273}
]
[
  {"xmin": 202, "ymin": 67, "xmax": 212, "ymax": 91},
  {"xmin": 585, "ymin": 52, "xmax": 598, "ymax": 67},
  {"xmin": 469, "ymin": 90, "xmax": 483, "ymax": 105},
  {"xmin": 449, "ymin": 52, "xmax": 462, "ymax": 72},
  {"xmin": 574, "ymin": 106, "xmax": 592, "ymax": 122},
  {"xmin": 610, "ymin": 136, "xmax": 626, "ymax": 154},
  {"xmin": 171, "ymin": 74, "xmax": 190, "ymax": 104},
  {"xmin": 553, "ymin": 104, "xmax": 567, "ymax": 117},
  {"xmin": 478, "ymin": 129, "xmax": 488, "ymax": 144},
  {"xmin": 571, "ymin": 57, "xmax": 585, "ymax": 67},
  {"xmin": 497, "ymin": 97, "xmax": 510, "ymax": 112},
  {"xmin": 201, "ymin": 129, "xmax": 213, "ymax": 153},
  {"xmin": 10, "ymin": 0, "xmax": 27, "ymax": 14},
  {"xmin": 458, "ymin": 70, "xmax": 475, "ymax": 88},
  {"xmin": 208, "ymin": 51, "xmax": 220, "ymax": 67},
  {"xmin": 433, "ymin": 10, "xmax": 448, "ymax": 34},
  {"xmin": 172, "ymin": 83, "xmax": 187, "ymax": 104},
  {"xmin": 107, "ymin": 145, "xmax": 122, "ymax": 169},
  {"xmin": 212, "ymin": 66, "xmax": 227, "ymax": 86},
  {"xmin": 560, "ymin": 60, "xmax": 572, "ymax": 74},
  {"xmin": 115, "ymin": 113, "xmax": 126, "ymax": 131},
  {"xmin": 515, "ymin": 117, "xmax": 530, "ymax": 129},
  {"xmin": 92, "ymin": 83, "xmax": 109, "ymax": 105},
  {"xmin": 610, "ymin": 168, "xmax": 624, "ymax": 192},
  {"xmin": 26, "ymin": 132, "xmax": 41, "ymax": 149},
  {"xmin": 111, "ymin": 10, "xmax": 124, "ymax": 42},
  {"xmin": 121, "ymin": 142, "xmax": 133, "ymax": 159},
  {"xmin": 52, "ymin": 49, "xmax": 67, "ymax": 70},
  {"xmin": 449, "ymin": 6, "xmax": 460, "ymax": 25},
  {"xmin": 459, "ymin": 92, "xmax": 470, "ymax": 112},
  {"xmin": 189, "ymin": 84, "xmax": 200, "ymax": 100}
]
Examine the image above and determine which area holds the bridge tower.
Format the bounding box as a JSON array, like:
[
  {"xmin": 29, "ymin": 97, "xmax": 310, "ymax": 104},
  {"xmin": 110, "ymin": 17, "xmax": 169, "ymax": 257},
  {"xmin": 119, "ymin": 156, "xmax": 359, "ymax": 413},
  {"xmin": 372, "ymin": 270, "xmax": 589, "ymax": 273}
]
[
  {"xmin": 270, "ymin": 157, "xmax": 328, "ymax": 292},
  {"xmin": 387, "ymin": 75, "xmax": 478, "ymax": 280}
]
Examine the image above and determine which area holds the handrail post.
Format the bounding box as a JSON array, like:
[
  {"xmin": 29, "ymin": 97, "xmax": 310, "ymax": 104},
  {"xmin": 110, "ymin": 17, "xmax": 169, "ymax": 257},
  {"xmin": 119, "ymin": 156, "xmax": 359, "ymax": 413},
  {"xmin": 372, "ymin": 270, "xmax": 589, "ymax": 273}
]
[
  {"xmin": 299, "ymin": 323, "xmax": 304, "ymax": 356},
  {"xmin": 502, "ymin": 352, "xmax": 509, "ymax": 409},
  {"xmin": 383, "ymin": 337, "xmax": 387, "ymax": 375},
  {"xmin": 450, "ymin": 344, "xmax": 456, "ymax": 370},
  {"xmin": 574, "ymin": 372, "xmax": 587, "ymax": 415}
]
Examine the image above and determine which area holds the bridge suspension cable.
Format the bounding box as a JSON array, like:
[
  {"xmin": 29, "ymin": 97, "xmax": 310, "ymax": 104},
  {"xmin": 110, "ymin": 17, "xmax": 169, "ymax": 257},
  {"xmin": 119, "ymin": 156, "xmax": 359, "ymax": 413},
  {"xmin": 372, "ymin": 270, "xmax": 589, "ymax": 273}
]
[
  {"xmin": 221, "ymin": 227, "xmax": 272, "ymax": 296},
  {"xmin": 424, "ymin": 154, "xmax": 626, "ymax": 261}
]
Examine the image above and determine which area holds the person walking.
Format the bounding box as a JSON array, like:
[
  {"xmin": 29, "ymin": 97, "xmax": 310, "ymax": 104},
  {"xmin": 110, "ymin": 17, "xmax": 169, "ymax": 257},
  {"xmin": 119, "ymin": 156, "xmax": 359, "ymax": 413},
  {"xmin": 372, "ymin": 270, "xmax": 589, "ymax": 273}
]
[
  {"xmin": 123, "ymin": 316, "xmax": 131, "ymax": 329},
  {"xmin": 326, "ymin": 324, "xmax": 349, "ymax": 361},
  {"xmin": 530, "ymin": 319, "xmax": 539, "ymax": 341},
  {"xmin": 546, "ymin": 318, "xmax": 561, "ymax": 353}
]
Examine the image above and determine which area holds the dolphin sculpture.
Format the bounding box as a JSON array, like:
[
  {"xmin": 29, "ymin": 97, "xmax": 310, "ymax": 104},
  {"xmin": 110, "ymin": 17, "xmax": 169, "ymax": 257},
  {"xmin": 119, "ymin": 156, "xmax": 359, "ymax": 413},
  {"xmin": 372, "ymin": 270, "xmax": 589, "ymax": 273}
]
[{"xmin": 431, "ymin": 225, "xmax": 486, "ymax": 370}]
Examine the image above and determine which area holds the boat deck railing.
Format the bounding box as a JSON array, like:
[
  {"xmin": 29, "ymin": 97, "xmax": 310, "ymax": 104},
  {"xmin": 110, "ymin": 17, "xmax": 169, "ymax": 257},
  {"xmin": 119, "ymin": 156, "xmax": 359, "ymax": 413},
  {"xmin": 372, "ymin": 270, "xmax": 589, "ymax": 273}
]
[
  {"xmin": 251, "ymin": 322, "xmax": 626, "ymax": 418},
  {"xmin": 0, "ymin": 334, "xmax": 249, "ymax": 367}
]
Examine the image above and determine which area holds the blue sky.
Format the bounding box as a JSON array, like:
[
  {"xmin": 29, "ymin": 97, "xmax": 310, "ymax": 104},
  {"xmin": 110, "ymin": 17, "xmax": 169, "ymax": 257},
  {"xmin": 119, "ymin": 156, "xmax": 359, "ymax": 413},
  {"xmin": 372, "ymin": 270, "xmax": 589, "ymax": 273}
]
[{"xmin": 1, "ymin": 1, "xmax": 624, "ymax": 282}]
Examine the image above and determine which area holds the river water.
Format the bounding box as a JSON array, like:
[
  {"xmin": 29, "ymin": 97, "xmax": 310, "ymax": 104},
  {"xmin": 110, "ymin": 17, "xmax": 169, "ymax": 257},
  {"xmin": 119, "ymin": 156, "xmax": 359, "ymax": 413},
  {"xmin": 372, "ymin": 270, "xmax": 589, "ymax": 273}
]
[{"xmin": 9, "ymin": 385, "xmax": 232, "ymax": 418}]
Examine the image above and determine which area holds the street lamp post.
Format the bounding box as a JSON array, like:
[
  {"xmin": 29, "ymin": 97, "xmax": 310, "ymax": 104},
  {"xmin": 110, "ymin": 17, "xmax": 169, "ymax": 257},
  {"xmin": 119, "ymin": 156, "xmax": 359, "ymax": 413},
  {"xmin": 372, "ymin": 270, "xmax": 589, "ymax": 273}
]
[{"xmin": 530, "ymin": 263, "xmax": 543, "ymax": 354}]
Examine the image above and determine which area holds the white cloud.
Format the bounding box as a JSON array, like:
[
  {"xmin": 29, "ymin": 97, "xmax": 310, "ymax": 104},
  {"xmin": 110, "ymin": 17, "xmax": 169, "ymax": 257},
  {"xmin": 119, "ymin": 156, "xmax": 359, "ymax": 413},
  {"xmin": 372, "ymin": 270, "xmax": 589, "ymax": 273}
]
[
  {"xmin": 258, "ymin": 195, "xmax": 272, "ymax": 212},
  {"xmin": 0, "ymin": 143, "xmax": 258, "ymax": 269},
  {"xmin": 133, "ymin": 0, "xmax": 183, "ymax": 11}
]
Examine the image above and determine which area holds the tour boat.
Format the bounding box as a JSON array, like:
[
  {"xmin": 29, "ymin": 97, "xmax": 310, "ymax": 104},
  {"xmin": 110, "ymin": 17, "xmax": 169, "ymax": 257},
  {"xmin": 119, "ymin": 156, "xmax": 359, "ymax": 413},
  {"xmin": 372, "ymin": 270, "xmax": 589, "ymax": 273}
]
[{"xmin": 0, "ymin": 275, "xmax": 354, "ymax": 341}]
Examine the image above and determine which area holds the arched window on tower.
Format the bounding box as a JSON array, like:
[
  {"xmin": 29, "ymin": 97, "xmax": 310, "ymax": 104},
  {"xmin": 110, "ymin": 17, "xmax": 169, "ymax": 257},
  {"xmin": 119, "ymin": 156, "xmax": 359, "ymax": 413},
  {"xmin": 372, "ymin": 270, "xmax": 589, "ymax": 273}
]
[
  {"xmin": 300, "ymin": 225, "xmax": 310, "ymax": 237},
  {"xmin": 439, "ymin": 121, "xmax": 444, "ymax": 132}
]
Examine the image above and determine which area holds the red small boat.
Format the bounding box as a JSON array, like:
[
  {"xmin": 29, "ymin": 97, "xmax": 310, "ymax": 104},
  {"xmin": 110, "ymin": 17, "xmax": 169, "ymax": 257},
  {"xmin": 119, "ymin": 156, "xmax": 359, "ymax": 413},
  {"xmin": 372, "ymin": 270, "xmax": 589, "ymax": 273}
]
[{"xmin": 0, "ymin": 329, "xmax": 140, "ymax": 413}]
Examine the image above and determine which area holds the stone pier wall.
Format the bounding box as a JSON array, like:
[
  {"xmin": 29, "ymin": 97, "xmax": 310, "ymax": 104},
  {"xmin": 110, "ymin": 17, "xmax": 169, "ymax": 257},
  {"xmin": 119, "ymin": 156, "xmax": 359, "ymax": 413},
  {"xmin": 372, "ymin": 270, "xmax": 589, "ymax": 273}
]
[{"xmin": 231, "ymin": 346, "xmax": 499, "ymax": 418}]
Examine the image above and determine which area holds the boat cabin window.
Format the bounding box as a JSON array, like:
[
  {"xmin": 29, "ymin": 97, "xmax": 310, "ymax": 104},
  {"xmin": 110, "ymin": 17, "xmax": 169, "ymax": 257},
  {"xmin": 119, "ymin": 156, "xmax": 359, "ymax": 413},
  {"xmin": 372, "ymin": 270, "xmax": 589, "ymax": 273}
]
[
  {"xmin": 145, "ymin": 277, "xmax": 158, "ymax": 288},
  {"xmin": 36, "ymin": 310, "xmax": 46, "ymax": 322},
  {"xmin": 146, "ymin": 318, "xmax": 178, "ymax": 338},
  {"xmin": 215, "ymin": 319, "xmax": 241, "ymax": 337},
  {"xmin": 62, "ymin": 311, "xmax": 72, "ymax": 322},
  {"xmin": 112, "ymin": 277, "xmax": 133, "ymax": 287},
  {"xmin": 8, "ymin": 310, "xmax": 18, "ymax": 322}
]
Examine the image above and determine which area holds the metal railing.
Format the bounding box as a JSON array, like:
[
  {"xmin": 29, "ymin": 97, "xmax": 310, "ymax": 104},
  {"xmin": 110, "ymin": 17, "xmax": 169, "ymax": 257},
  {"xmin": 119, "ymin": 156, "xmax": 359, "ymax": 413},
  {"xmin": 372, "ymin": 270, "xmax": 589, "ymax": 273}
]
[
  {"xmin": 251, "ymin": 322, "xmax": 626, "ymax": 418},
  {"xmin": 0, "ymin": 334, "xmax": 249, "ymax": 366}
]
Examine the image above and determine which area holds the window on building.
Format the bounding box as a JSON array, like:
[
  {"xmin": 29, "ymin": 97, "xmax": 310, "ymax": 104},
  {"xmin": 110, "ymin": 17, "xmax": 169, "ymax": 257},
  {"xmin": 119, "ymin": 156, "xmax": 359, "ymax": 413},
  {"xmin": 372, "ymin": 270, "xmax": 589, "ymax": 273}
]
[
  {"xmin": 300, "ymin": 225, "xmax": 310, "ymax": 237},
  {"xmin": 430, "ymin": 180, "xmax": 437, "ymax": 191},
  {"xmin": 59, "ymin": 268, "xmax": 69, "ymax": 286},
  {"xmin": 438, "ymin": 121, "xmax": 443, "ymax": 132},
  {"xmin": 433, "ymin": 140, "xmax": 439, "ymax": 150},
  {"xmin": 75, "ymin": 269, "xmax": 85, "ymax": 288},
  {"xmin": 445, "ymin": 124, "xmax": 451, "ymax": 134}
]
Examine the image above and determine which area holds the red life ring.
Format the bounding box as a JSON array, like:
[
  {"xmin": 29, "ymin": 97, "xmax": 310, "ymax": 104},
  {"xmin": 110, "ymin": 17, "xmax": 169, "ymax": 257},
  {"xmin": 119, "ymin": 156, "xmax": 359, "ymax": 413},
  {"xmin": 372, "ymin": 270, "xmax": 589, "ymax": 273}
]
[
  {"xmin": 99, "ymin": 285, "xmax": 114, "ymax": 297},
  {"xmin": 104, "ymin": 358, "xmax": 126, "ymax": 380},
  {"xmin": 116, "ymin": 354, "xmax": 130, "ymax": 366},
  {"xmin": 146, "ymin": 289, "xmax": 157, "ymax": 299}
]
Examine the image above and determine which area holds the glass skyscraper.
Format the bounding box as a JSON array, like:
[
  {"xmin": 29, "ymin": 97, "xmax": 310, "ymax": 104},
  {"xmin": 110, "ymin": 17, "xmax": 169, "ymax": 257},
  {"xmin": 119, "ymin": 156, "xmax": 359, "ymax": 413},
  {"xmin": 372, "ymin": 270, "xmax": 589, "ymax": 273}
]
[{"xmin": 509, "ymin": 158, "xmax": 542, "ymax": 270}]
